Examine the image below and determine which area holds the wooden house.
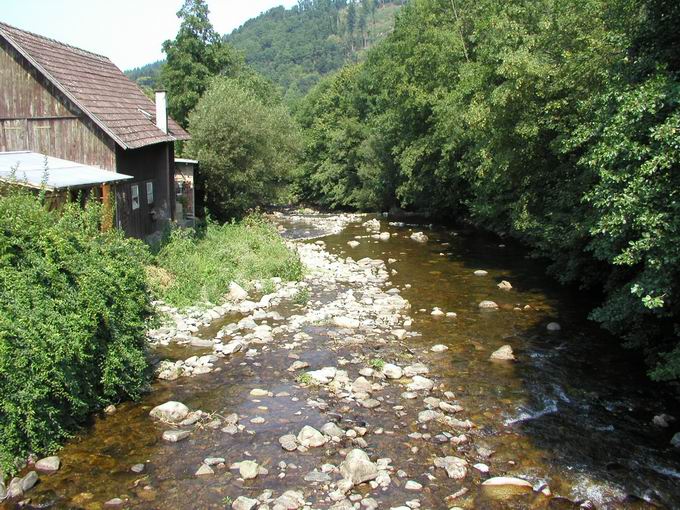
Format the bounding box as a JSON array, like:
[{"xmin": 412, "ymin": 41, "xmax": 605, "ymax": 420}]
[{"xmin": 0, "ymin": 21, "xmax": 190, "ymax": 239}]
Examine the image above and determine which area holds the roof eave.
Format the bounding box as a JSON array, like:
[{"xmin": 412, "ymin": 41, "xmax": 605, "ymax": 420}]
[{"xmin": 0, "ymin": 28, "xmax": 132, "ymax": 150}]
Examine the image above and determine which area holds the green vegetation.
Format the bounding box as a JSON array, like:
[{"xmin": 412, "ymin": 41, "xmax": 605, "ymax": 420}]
[
  {"xmin": 297, "ymin": 373, "xmax": 313, "ymax": 385},
  {"xmin": 126, "ymin": 1, "xmax": 403, "ymax": 105},
  {"xmin": 149, "ymin": 216, "xmax": 303, "ymax": 308},
  {"xmin": 0, "ymin": 191, "xmax": 151, "ymax": 473},
  {"xmin": 161, "ymin": 0, "xmax": 245, "ymax": 127},
  {"xmin": 187, "ymin": 77, "xmax": 302, "ymax": 219},
  {"xmin": 369, "ymin": 358, "xmax": 385, "ymax": 370},
  {"xmin": 293, "ymin": 287, "xmax": 311, "ymax": 306},
  {"xmin": 296, "ymin": 0, "xmax": 680, "ymax": 380},
  {"xmin": 227, "ymin": 0, "xmax": 404, "ymax": 102}
]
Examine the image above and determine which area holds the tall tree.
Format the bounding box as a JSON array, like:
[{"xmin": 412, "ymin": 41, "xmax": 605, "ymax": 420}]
[{"xmin": 161, "ymin": 0, "xmax": 240, "ymax": 127}]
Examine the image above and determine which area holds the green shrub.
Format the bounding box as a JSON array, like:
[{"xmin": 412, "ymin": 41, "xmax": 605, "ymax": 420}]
[
  {"xmin": 150, "ymin": 215, "xmax": 303, "ymax": 308},
  {"xmin": 0, "ymin": 191, "xmax": 152, "ymax": 473}
]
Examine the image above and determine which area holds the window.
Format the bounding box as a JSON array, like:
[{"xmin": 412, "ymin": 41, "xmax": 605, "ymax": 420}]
[
  {"xmin": 131, "ymin": 184, "xmax": 140, "ymax": 210},
  {"xmin": 146, "ymin": 181, "xmax": 154, "ymax": 205}
]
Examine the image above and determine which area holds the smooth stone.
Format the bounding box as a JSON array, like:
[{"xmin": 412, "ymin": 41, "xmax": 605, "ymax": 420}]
[
  {"xmin": 490, "ymin": 345, "xmax": 515, "ymax": 361},
  {"xmin": 321, "ymin": 422, "xmax": 344, "ymax": 437},
  {"xmin": 131, "ymin": 463, "xmax": 145, "ymax": 473},
  {"xmin": 105, "ymin": 498, "xmax": 124, "ymax": 506},
  {"xmin": 347, "ymin": 241, "xmax": 360, "ymax": 248},
  {"xmin": 410, "ymin": 232, "xmax": 429, "ymax": 243},
  {"xmin": 35, "ymin": 456, "xmax": 60, "ymax": 472},
  {"xmin": 232, "ymin": 496, "xmax": 258, "ymax": 510},
  {"xmin": 482, "ymin": 476, "xmax": 533, "ymax": 499},
  {"xmin": 273, "ymin": 490, "xmax": 305, "ymax": 509},
  {"xmin": 204, "ymin": 457, "xmax": 226, "ymax": 466},
  {"xmin": 149, "ymin": 401, "xmax": 189, "ymax": 423},
  {"xmin": 360, "ymin": 398, "xmax": 381, "ymax": 409},
  {"xmin": 497, "ymin": 280, "xmax": 513, "ymax": 290},
  {"xmin": 671, "ymin": 432, "xmax": 680, "ymax": 449},
  {"xmin": 382, "ymin": 363, "xmax": 403, "ymax": 379},
  {"xmin": 479, "ymin": 300, "xmax": 499, "ymax": 310},
  {"xmin": 431, "ymin": 344, "xmax": 448, "ymax": 352},
  {"xmin": 304, "ymin": 470, "xmax": 332, "ymax": 482},
  {"xmin": 474, "ymin": 270, "xmax": 488, "ymax": 276},
  {"xmin": 238, "ymin": 460, "xmax": 259, "ymax": 480},
  {"xmin": 405, "ymin": 480, "xmax": 422, "ymax": 490},
  {"xmin": 473, "ymin": 463, "xmax": 490, "ymax": 474},
  {"xmin": 407, "ymin": 375, "xmax": 434, "ymax": 391},
  {"xmin": 162, "ymin": 430, "xmax": 190, "ymax": 442},
  {"xmin": 195, "ymin": 464, "xmax": 214, "ymax": 476},
  {"xmin": 546, "ymin": 322, "xmax": 561, "ymax": 332},
  {"xmin": 297, "ymin": 425, "xmax": 327, "ymax": 447},
  {"xmin": 339, "ymin": 449, "xmax": 378, "ymax": 485},
  {"xmin": 228, "ymin": 282, "xmax": 248, "ymax": 301},
  {"xmin": 403, "ymin": 363, "xmax": 429, "ymax": 377},
  {"xmin": 250, "ymin": 388, "xmax": 269, "ymax": 397}
]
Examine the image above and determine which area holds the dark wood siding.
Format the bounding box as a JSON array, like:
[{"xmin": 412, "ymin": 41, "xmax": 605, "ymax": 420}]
[
  {"xmin": 115, "ymin": 143, "xmax": 172, "ymax": 239},
  {"xmin": 0, "ymin": 40, "xmax": 116, "ymax": 169}
]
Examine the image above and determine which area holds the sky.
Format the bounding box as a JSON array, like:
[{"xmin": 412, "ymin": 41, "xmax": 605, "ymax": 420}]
[{"xmin": 1, "ymin": 0, "xmax": 298, "ymax": 70}]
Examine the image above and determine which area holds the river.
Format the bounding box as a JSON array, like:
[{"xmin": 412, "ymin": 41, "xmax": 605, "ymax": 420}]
[{"xmin": 5, "ymin": 211, "xmax": 680, "ymax": 510}]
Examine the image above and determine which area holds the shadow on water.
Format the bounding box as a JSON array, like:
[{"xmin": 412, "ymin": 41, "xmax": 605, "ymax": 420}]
[{"xmin": 324, "ymin": 215, "xmax": 680, "ymax": 508}]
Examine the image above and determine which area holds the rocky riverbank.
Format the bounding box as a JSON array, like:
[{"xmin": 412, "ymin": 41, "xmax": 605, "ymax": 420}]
[{"xmin": 5, "ymin": 211, "xmax": 680, "ymax": 509}]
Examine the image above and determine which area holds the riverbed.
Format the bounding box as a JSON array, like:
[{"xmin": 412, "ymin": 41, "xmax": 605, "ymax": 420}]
[{"xmin": 6, "ymin": 211, "xmax": 680, "ymax": 510}]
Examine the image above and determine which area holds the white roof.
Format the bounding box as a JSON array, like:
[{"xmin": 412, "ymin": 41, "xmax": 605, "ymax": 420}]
[
  {"xmin": 175, "ymin": 158, "xmax": 198, "ymax": 165},
  {"xmin": 0, "ymin": 151, "xmax": 132, "ymax": 190}
]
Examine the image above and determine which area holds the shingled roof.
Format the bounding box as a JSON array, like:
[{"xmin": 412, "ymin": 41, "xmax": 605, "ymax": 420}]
[{"xmin": 0, "ymin": 21, "xmax": 190, "ymax": 150}]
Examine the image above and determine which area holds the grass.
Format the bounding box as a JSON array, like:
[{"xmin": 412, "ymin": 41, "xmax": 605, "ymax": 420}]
[
  {"xmin": 369, "ymin": 358, "xmax": 385, "ymax": 370},
  {"xmin": 148, "ymin": 215, "xmax": 303, "ymax": 308},
  {"xmin": 297, "ymin": 373, "xmax": 313, "ymax": 385},
  {"xmin": 293, "ymin": 287, "xmax": 310, "ymax": 306}
]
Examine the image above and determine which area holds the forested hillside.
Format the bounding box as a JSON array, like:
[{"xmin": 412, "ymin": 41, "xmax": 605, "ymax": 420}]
[
  {"xmin": 226, "ymin": 0, "xmax": 404, "ymax": 101},
  {"xmin": 295, "ymin": 0, "xmax": 680, "ymax": 380},
  {"xmin": 125, "ymin": 1, "xmax": 403, "ymax": 101}
]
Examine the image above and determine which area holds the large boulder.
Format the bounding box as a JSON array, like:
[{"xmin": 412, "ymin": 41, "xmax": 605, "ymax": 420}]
[
  {"xmin": 339, "ymin": 449, "xmax": 378, "ymax": 485},
  {"xmin": 149, "ymin": 401, "xmax": 190, "ymax": 423}
]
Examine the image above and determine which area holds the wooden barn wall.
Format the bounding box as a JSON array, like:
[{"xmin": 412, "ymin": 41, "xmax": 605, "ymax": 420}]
[
  {"xmin": 115, "ymin": 142, "xmax": 172, "ymax": 239},
  {"xmin": 0, "ymin": 40, "xmax": 116, "ymax": 170}
]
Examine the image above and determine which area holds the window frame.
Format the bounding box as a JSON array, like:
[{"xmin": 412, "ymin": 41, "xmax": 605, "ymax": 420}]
[
  {"xmin": 146, "ymin": 181, "xmax": 154, "ymax": 205},
  {"xmin": 131, "ymin": 184, "xmax": 140, "ymax": 211}
]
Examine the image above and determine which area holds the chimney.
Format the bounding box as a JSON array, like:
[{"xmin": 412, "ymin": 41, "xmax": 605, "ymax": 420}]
[{"xmin": 155, "ymin": 90, "xmax": 168, "ymax": 134}]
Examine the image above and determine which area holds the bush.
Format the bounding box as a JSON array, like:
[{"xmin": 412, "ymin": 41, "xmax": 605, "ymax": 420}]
[
  {"xmin": 0, "ymin": 191, "xmax": 152, "ymax": 473},
  {"xmin": 187, "ymin": 77, "xmax": 302, "ymax": 220},
  {"xmin": 149, "ymin": 215, "xmax": 303, "ymax": 308}
]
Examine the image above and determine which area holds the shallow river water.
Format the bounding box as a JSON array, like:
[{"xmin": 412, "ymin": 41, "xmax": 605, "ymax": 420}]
[{"xmin": 6, "ymin": 212, "xmax": 680, "ymax": 510}]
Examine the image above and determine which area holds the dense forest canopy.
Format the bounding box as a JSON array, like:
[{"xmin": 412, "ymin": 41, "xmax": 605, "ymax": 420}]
[
  {"xmin": 294, "ymin": 0, "xmax": 680, "ymax": 380},
  {"xmin": 125, "ymin": 0, "xmax": 404, "ymax": 102}
]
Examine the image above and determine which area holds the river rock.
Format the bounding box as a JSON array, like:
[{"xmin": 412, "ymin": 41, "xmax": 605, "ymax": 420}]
[
  {"xmin": 131, "ymin": 463, "xmax": 145, "ymax": 473},
  {"xmin": 35, "ymin": 456, "xmax": 60, "ymax": 472},
  {"xmin": 482, "ymin": 476, "xmax": 533, "ymax": 496},
  {"xmin": 228, "ymin": 282, "xmax": 248, "ymax": 301},
  {"xmin": 379, "ymin": 232, "xmax": 391, "ymax": 240},
  {"xmin": 162, "ymin": 430, "xmax": 191, "ymax": 442},
  {"xmin": 431, "ymin": 344, "xmax": 448, "ymax": 352},
  {"xmin": 149, "ymin": 401, "xmax": 189, "ymax": 423},
  {"xmin": 195, "ymin": 464, "xmax": 214, "ymax": 476},
  {"xmin": 363, "ymin": 219, "xmax": 381, "ymax": 231},
  {"xmin": 204, "ymin": 457, "xmax": 226, "ymax": 466},
  {"xmin": 339, "ymin": 449, "xmax": 378, "ymax": 485},
  {"xmin": 498, "ymin": 280, "xmax": 513, "ymax": 291},
  {"xmin": 407, "ymin": 375, "xmax": 434, "ymax": 391},
  {"xmin": 288, "ymin": 360, "xmax": 309, "ymax": 371},
  {"xmin": 490, "ymin": 345, "xmax": 515, "ymax": 361},
  {"xmin": 104, "ymin": 498, "xmax": 124, "ymax": 506},
  {"xmin": 434, "ymin": 456, "xmax": 468, "ymax": 480},
  {"xmin": 352, "ymin": 376, "xmax": 373, "ymax": 393},
  {"xmin": 403, "ymin": 363, "xmax": 429, "ymax": 377},
  {"xmin": 232, "ymin": 496, "xmax": 258, "ymax": 510},
  {"xmin": 347, "ymin": 241, "xmax": 360, "ymax": 248},
  {"xmin": 671, "ymin": 432, "xmax": 680, "ymax": 449},
  {"xmin": 221, "ymin": 340, "xmax": 245, "ymax": 355},
  {"xmin": 474, "ymin": 270, "xmax": 488, "ymax": 276},
  {"xmin": 19, "ymin": 471, "xmax": 38, "ymax": 493},
  {"xmin": 307, "ymin": 367, "xmax": 337, "ymax": 384},
  {"xmin": 237, "ymin": 460, "xmax": 259, "ymax": 479},
  {"xmin": 279, "ymin": 434, "xmax": 298, "ymax": 451},
  {"xmin": 334, "ymin": 316, "xmax": 360, "ymax": 329},
  {"xmin": 410, "ymin": 232, "xmax": 429, "ymax": 243},
  {"xmin": 297, "ymin": 425, "xmax": 327, "ymax": 447},
  {"xmin": 273, "ymin": 490, "xmax": 305, "ymax": 509},
  {"xmin": 546, "ymin": 322, "xmax": 561, "ymax": 332},
  {"xmin": 382, "ymin": 363, "xmax": 403, "ymax": 379},
  {"xmin": 479, "ymin": 300, "xmax": 499, "ymax": 310},
  {"xmin": 431, "ymin": 307, "xmax": 445, "ymax": 317},
  {"xmin": 652, "ymin": 414, "xmax": 674, "ymax": 428},
  {"xmin": 321, "ymin": 422, "xmax": 344, "ymax": 438},
  {"xmin": 473, "ymin": 463, "xmax": 490, "ymax": 474},
  {"xmin": 250, "ymin": 388, "xmax": 269, "ymax": 397}
]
